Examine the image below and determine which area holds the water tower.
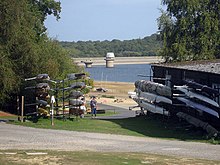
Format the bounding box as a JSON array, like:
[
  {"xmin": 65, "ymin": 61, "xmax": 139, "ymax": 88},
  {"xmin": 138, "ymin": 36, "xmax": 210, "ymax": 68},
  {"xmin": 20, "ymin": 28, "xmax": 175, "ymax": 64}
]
[{"xmin": 105, "ymin": 52, "xmax": 115, "ymax": 68}]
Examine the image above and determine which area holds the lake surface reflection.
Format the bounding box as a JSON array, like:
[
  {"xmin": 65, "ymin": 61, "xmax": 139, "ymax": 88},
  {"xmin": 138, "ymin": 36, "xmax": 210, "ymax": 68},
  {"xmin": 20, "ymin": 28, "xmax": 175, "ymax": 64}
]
[{"xmin": 85, "ymin": 64, "xmax": 151, "ymax": 83}]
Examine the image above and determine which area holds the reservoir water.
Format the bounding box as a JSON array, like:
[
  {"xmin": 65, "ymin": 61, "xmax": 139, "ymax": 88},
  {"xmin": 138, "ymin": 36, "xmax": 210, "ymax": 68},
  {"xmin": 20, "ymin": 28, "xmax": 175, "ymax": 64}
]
[{"xmin": 85, "ymin": 64, "xmax": 152, "ymax": 83}]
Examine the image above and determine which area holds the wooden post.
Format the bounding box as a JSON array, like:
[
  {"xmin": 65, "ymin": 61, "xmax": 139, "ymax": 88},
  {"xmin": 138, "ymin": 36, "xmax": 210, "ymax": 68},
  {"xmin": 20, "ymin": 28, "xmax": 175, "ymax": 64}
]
[
  {"xmin": 17, "ymin": 96, "xmax": 20, "ymax": 121},
  {"xmin": 21, "ymin": 96, "xmax": 24, "ymax": 122}
]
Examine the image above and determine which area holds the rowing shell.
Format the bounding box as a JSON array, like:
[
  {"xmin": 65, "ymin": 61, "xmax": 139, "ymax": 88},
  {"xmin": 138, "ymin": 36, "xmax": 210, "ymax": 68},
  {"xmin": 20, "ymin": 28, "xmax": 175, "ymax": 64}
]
[
  {"xmin": 139, "ymin": 100, "xmax": 169, "ymax": 116},
  {"xmin": 138, "ymin": 90, "xmax": 172, "ymax": 104},
  {"xmin": 174, "ymin": 86, "xmax": 219, "ymax": 108},
  {"xmin": 177, "ymin": 97, "xmax": 219, "ymax": 118},
  {"xmin": 184, "ymin": 80, "xmax": 219, "ymax": 96}
]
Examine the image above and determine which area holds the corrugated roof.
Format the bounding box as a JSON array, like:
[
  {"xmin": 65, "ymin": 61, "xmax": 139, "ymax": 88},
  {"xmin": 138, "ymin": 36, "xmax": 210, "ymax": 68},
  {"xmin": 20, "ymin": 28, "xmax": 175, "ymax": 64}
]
[{"xmin": 152, "ymin": 60, "xmax": 220, "ymax": 74}]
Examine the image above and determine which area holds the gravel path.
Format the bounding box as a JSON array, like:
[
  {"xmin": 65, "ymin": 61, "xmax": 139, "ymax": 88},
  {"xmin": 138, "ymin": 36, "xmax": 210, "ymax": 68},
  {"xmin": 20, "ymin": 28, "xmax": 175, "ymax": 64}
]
[{"xmin": 1, "ymin": 123, "xmax": 220, "ymax": 161}]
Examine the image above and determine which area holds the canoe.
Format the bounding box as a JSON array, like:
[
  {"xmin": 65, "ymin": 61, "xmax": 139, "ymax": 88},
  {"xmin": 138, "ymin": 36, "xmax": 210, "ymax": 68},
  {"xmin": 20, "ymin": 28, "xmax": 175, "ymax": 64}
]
[
  {"xmin": 62, "ymin": 82, "xmax": 86, "ymax": 91},
  {"xmin": 36, "ymin": 100, "xmax": 48, "ymax": 107},
  {"xmin": 69, "ymin": 99, "xmax": 84, "ymax": 106},
  {"xmin": 67, "ymin": 73, "xmax": 86, "ymax": 80},
  {"xmin": 36, "ymin": 83, "xmax": 50, "ymax": 90},
  {"xmin": 177, "ymin": 112, "xmax": 218, "ymax": 137},
  {"xmin": 139, "ymin": 100, "xmax": 169, "ymax": 116},
  {"xmin": 70, "ymin": 82, "xmax": 86, "ymax": 89},
  {"xmin": 184, "ymin": 80, "xmax": 219, "ymax": 96},
  {"xmin": 177, "ymin": 97, "xmax": 219, "ymax": 118},
  {"xmin": 25, "ymin": 74, "xmax": 50, "ymax": 81},
  {"xmin": 69, "ymin": 91, "xmax": 83, "ymax": 99},
  {"xmin": 174, "ymin": 86, "xmax": 219, "ymax": 107}
]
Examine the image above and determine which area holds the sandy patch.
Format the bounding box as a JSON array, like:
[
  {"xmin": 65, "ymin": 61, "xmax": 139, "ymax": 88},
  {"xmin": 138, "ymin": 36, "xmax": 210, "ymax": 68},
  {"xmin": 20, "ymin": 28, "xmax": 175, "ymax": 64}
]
[
  {"xmin": 86, "ymin": 81, "xmax": 137, "ymax": 108},
  {"xmin": 88, "ymin": 81, "xmax": 135, "ymax": 99}
]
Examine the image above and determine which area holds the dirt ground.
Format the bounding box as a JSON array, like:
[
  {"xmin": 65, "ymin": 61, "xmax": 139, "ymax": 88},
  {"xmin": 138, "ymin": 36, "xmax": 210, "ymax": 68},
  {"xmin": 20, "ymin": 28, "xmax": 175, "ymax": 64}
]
[
  {"xmin": 86, "ymin": 81, "xmax": 136, "ymax": 107},
  {"xmin": 90, "ymin": 81, "xmax": 135, "ymax": 98}
]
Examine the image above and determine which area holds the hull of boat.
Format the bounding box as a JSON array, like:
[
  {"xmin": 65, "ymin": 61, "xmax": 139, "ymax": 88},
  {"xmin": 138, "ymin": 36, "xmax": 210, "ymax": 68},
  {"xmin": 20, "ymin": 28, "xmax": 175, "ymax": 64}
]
[
  {"xmin": 177, "ymin": 97, "xmax": 219, "ymax": 118},
  {"xmin": 174, "ymin": 86, "xmax": 219, "ymax": 107},
  {"xmin": 135, "ymin": 80, "xmax": 172, "ymax": 97},
  {"xmin": 139, "ymin": 100, "xmax": 169, "ymax": 116},
  {"xmin": 138, "ymin": 91, "xmax": 172, "ymax": 104}
]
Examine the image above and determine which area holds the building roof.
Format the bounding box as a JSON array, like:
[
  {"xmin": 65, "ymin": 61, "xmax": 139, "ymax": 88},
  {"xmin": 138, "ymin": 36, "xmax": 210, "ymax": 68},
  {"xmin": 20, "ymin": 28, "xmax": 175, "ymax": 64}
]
[
  {"xmin": 106, "ymin": 52, "xmax": 115, "ymax": 58},
  {"xmin": 152, "ymin": 60, "xmax": 220, "ymax": 75}
]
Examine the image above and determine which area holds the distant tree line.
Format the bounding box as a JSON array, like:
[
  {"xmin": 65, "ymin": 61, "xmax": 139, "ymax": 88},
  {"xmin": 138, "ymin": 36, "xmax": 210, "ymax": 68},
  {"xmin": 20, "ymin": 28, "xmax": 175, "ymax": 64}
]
[
  {"xmin": 0, "ymin": 0, "xmax": 81, "ymax": 107},
  {"xmin": 158, "ymin": 0, "xmax": 220, "ymax": 62},
  {"xmin": 59, "ymin": 34, "xmax": 162, "ymax": 57}
]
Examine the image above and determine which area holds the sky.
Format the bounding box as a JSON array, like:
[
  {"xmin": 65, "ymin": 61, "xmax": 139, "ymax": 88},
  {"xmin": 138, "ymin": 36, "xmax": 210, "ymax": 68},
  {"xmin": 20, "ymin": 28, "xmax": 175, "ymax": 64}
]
[{"xmin": 45, "ymin": 0, "xmax": 164, "ymax": 42}]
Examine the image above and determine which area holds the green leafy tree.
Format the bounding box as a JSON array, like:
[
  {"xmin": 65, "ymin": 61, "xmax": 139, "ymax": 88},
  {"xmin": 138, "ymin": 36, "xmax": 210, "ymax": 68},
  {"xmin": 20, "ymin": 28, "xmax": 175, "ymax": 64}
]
[
  {"xmin": 0, "ymin": 0, "xmax": 80, "ymax": 107},
  {"xmin": 158, "ymin": 0, "xmax": 220, "ymax": 62},
  {"xmin": 60, "ymin": 34, "xmax": 162, "ymax": 57}
]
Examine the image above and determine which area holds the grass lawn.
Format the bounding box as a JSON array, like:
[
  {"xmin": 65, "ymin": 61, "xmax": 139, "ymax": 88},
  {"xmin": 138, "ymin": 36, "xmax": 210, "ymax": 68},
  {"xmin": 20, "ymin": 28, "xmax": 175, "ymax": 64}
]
[
  {"xmin": 7, "ymin": 113, "xmax": 220, "ymax": 144},
  {"xmin": 0, "ymin": 150, "xmax": 220, "ymax": 165}
]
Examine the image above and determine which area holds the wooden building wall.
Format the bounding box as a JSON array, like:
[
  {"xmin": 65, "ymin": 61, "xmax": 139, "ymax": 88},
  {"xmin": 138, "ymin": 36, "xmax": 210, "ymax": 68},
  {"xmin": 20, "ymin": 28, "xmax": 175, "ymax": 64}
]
[
  {"xmin": 151, "ymin": 65, "xmax": 220, "ymax": 87},
  {"xmin": 151, "ymin": 65, "xmax": 220, "ymax": 104}
]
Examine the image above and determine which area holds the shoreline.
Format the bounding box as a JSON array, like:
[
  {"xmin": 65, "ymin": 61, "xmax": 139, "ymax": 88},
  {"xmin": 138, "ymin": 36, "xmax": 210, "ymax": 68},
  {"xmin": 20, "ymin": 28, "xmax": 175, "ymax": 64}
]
[
  {"xmin": 87, "ymin": 80, "xmax": 136, "ymax": 108},
  {"xmin": 89, "ymin": 81, "xmax": 135, "ymax": 99},
  {"xmin": 73, "ymin": 56, "xmax": 163, "ymax": 66}
]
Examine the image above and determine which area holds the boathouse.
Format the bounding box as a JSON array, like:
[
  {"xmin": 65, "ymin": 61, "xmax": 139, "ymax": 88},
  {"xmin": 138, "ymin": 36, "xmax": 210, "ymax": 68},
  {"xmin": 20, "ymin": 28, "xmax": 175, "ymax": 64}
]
[{"xmin": 151, "ymin": 60, "xmax": 220, "ymax": 104}]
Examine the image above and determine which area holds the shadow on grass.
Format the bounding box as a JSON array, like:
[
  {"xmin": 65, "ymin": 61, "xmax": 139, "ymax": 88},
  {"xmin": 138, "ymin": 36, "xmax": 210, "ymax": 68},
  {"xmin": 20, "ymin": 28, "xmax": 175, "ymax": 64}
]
[
  {"xmin": 102, "ymin": 114, "xmax": 218, "ymax": 142},
  {"xmin": 7, "ymin": 111, "xmax": 220, "ymax": 144}
]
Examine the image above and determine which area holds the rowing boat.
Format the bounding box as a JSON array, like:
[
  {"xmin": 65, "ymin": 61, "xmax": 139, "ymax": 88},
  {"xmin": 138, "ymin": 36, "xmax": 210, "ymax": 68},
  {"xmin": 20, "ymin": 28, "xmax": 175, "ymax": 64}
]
[
  {"xmin": 174, "ymin": 86, "xmax": 219, "ymax": 107},
  {"xmin": 177, "ymin": 97, "xmax": 219, "ymax": 118},
  {"xmin": 138, "ymin": 90, "xmax": 172, "ymax": 104},
  {"xmin": 138, "ymin": 100, "xmax": 169, "ymax": 116}
]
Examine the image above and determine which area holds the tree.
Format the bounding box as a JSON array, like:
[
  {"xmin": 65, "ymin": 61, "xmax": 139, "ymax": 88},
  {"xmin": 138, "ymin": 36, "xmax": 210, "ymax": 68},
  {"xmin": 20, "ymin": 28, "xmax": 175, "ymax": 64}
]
[
  {"xmin": 0, "ymin": 0, "xmax": 80, "ymax": 107},
  {"xmin": 59, "ymin": 34, "xmax": 162, "ymax": 57},
  {"xmin": 158, "ymin": 0, "xmax": 220, "ymax": 62}
]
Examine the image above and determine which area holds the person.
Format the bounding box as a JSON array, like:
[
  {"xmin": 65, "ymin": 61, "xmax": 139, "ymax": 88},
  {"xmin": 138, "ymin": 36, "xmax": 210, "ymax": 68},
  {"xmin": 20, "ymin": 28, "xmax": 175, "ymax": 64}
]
[
  {"xmin": 90, "ymin": 96, "xmax": 97, "ymax": 118},
  {"xmin": 80, "ymin": 96, "xmax": 86, "ymax": 118}
]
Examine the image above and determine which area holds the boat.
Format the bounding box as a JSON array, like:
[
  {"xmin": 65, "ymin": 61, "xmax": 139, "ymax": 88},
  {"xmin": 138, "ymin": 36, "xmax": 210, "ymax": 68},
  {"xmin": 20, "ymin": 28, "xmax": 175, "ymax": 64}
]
[
  {"xmin": 70, "ymin": 82, "xmax": 86, "ymax": 89},
  {"xmin": 128, "ymin": 91, "xmax": 137, "ymax": 98},
  {"xmin": 25, "ymin": 74, "xmax": 50, "ymax": 81},
  {"xmin": 135, "ymin": 80, "xmax": 172, "ymax": 97},
  {"xmin": 36, "ymin": 100, "xmax": 48, "ymax": 107},
  {"xmin": 177, "ymin": 112, "xmax": 218, "ymax": 137},
  {"xmin": 176, "ymin": 97, "xmax": 219, "ymax": 118},
  {"xmin": 96, "ymin": 87, "xmax": 108, "ymax": 92},
  {"xmin": 67, "ymin": 73, "xmax": 86, "ymax": 80},
  {"xmin": 36, "ymin": 83, "xmax": 50, "ymax": 90},
  {"xmin": 69, "ymin": 99, "xmax": 84, "ymax": 106},
  {"xmin": 174, "ymin": 85, "xmax": 219, "ymax": 107},
  {"xmin": 138, "ymin": 100, "xmax": 169, "ymax": 116},
  {"xmin": 69, "ymin": 91, "xmax": 83, "ymax": 99},
  {"xmin": 184, "ymin": 80, "xmax": 219, "ymax": 96},
  {"xmin": 138, "ymin": 90, "xmax": 172, "ymax": 104}
]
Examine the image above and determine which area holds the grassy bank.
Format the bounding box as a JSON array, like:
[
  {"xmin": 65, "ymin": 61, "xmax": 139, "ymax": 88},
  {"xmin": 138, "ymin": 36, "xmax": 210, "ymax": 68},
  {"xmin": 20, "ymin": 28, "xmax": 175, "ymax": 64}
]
[
  {"xmin": 9, "ymin": 115, "xmax": 220, "ymax": 144},
  {"xmin": 1, "ymin": 150, "xmax": 220, "ymax": 165}
]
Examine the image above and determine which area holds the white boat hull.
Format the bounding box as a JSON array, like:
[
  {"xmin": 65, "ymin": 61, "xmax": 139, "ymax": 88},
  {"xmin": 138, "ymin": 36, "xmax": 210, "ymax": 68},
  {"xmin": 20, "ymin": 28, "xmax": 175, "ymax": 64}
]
[
  {"xmin": 174, "ymin": 86, "xmax": 219, "ymax": 108},
  {"xmin": 177, "ymin": 97, "xmax": 219, "ymax": 118},
  {"xmin": 138, "ymin": 90, "xmax": 172, "ymax": 104},
  {"xmin": 139, "ymin": 100, "xmax": 169, "ymax": 116}
]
